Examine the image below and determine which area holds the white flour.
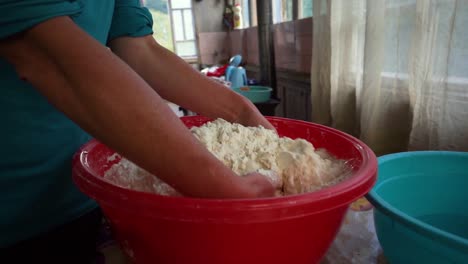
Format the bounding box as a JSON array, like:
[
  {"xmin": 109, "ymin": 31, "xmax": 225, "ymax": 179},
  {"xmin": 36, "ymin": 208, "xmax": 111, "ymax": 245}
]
[{"xmin": 104, "ymin": 119, "xmax": 350, "ymax": 196}]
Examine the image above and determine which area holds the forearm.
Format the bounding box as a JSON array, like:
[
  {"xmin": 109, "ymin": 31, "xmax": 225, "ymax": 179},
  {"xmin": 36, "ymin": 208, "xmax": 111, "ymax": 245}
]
[
  {"xmin": 0, "ymin": 17, "xmax": 249, "ymax": 198},
  {"xmin": 109, "ymin": 36, "xmax": 258, "ymax": 122}
]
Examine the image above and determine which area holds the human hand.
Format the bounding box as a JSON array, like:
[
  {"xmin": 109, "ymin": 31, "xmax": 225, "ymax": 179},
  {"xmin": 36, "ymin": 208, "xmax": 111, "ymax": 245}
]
[
  {"xmin": 237, "ymin": 173, "xmax": 276, "ymax": 198},
  {"xmin": 234, "ymin": 98, "xmax": 275, "ymax": 130}
]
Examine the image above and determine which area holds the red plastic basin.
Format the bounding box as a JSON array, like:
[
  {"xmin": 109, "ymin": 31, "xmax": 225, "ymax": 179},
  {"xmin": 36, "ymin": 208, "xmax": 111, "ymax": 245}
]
[{"xmin": 72, "ymin": 116, "xmax": 377, "ymax": 264}]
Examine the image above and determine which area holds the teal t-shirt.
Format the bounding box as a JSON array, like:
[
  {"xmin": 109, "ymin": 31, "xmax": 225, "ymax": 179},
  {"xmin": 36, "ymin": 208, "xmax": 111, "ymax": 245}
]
[{"xmin": 0, "ymin": 0, "xmax": 153, "ymax": 247}]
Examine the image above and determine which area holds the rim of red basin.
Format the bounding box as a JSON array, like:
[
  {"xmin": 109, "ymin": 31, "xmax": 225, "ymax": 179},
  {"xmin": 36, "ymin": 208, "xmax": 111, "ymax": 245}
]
[{"xmin": 73, "ymin": 117, "xmax": 377, "ymax": 222}]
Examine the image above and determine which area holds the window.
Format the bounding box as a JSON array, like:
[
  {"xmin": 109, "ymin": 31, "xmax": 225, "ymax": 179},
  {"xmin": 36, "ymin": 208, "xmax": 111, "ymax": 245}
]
[
  {"xmin": 143, "ymin": 0, "xmax": 174, "ymax": 51},
  {"xmin": 381, "ymin": 0, "xmax": 468, "ymax": 79},
  {"xmin": 169, "ymin": 0, "xmax": 197, "ymax": 58},
  {"xmin": 272, "ymin": 0, "xmax": 313, "ymax": 23},
  {"xmin": 250, "ymin": 0, "xmax": 258, "ymax": 26},
  {"xmin": 299, "ymin": 0, "xmax": 313, "ymax": 19},
  {"xmin": 240, "ymin": 1, "xmax": 310, "ymax": 28},
  {"xmin": 142, "ymin": 0, "xmax": 197, "ymax": 58},
  {"xmin": 272, "ymin": 0, "xmax": 293, "ymax": 23},
  {"xmin": 241, "ymin": 0, "xmax": 251, "ymax": 28}
]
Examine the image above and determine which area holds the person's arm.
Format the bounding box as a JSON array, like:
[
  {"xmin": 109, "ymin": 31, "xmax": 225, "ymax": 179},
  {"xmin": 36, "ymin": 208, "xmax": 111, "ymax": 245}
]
[
  {"xmin": 108, "ymin": 36, "xmax": 274, "ymax": 129},
  {"xmin": 0, "ymin": 16, "xmax": 273, "ymax": 198}
]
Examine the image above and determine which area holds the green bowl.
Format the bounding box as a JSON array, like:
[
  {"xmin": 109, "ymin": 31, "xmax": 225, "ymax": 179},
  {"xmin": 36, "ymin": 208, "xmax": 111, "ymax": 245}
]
[
  {"xmin": 233, "ymin": 86, "xmax": 272, "ymax": 103},
  {"xmin": 367, "ymin": 151, "xmax": 468, "ymax": 264}
]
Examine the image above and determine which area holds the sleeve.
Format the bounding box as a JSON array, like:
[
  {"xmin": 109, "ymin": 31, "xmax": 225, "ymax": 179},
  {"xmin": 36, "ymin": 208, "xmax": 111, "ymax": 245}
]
[
  {"xmin": 108, "ymin": 0, "xmax": 154, "ymax": 42},
  {"xmin": 0, "ymin": 0, "xmax": 83, "ymax": 39}
]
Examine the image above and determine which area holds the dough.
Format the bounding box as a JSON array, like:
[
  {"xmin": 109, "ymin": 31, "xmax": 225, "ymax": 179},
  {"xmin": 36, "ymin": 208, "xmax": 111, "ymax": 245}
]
[{"xmin": 104, "ymin": 119, "xmax": 349, "ymax": 196}]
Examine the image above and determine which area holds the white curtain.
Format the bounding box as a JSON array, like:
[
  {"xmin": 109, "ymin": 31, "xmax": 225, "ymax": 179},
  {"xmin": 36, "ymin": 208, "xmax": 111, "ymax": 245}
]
[{"xmin": 311, "ymin": 0, "xmax": 468, "ymax": 156}]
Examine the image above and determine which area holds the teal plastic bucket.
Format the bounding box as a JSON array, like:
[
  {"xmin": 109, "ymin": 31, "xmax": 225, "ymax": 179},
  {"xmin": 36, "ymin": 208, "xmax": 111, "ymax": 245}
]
[
  {"xmin": 232, "ymin": 86, "xmax": 272, "ymax": 103},
  {"xmin": 368, "ymin": 151, "xmax": 468, "ymax": 264}
]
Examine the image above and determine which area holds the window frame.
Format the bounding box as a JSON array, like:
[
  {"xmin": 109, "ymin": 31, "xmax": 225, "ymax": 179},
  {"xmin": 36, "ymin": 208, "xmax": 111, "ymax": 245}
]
[
  {"xmin": 167, "ymin": 0, "xmax": 198, "ymax": 60},
  {"xmin": 250, "ymin": 0, "xmax": 258, "ymax": 27},
  {"xmin": 298, "ymin": 0, "xmax": 313, "ymax": 19},
  {"xmin": 231, "ymin": 0, "xmax": 313, "ymax": 30},
  {"xmin": 271, "ymin": 0, "xmax": 304, "ymax": 24}
]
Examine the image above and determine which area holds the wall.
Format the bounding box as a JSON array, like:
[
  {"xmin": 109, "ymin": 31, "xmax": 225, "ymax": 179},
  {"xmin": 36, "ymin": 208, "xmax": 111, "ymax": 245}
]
[
  {"xmin": 198, "ymin": 32, "xmax": 230, "ymax": 65},
  {"xmin": 227, "ymin": 18, "xmax": 312, "ymax": 72},
  {"xmin": 192, "ymin": 0, "xmax": 226, "ymax": 32},
  {"xmin": 193, "ymin": 0, "xmax": 229, "ymax": 65},
  {"xmin": 274, "ymin": 18, "xmax": 312, "ymax": 73}
]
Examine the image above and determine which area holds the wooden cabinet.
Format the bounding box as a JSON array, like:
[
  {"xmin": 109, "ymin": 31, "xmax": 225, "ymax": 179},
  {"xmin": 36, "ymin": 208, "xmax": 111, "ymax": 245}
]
[
  {"xmin": 246, "ymin": 66, "xmax": 312, "ymax": 121},
  {"xmin": 277, "ymin": 75, "xmax": 311, "ymax": 121}
]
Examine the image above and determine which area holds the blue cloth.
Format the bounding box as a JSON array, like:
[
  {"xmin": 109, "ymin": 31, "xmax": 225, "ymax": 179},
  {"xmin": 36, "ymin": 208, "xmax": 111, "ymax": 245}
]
[{"xmin": 0, "ymin": 0, "xmax": 153, "ymax": 247}]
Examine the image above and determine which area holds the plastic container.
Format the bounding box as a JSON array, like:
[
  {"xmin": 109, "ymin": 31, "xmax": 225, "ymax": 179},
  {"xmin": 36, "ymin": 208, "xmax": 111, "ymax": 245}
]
[
  {"xmin": 233, "ymin": 3, "xmax": 243, "ymax": 29},
  {"xmin": 233, "ymin": 85, "xmax": 272, "ymax": 103},
  {"xmin": 225, "ymin": 66, "xmax": 247, "ymax": 88},
  {"xmin": 73, "ymin": 116, "xmax": 377, "ymax": 264},
  {"xmin": 229, "ymin": 54, "xmax": 242, "ymax": 67},
  {"xmin": 367, "ymin": 151, "xmax": 468, "ymax": 264}
]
